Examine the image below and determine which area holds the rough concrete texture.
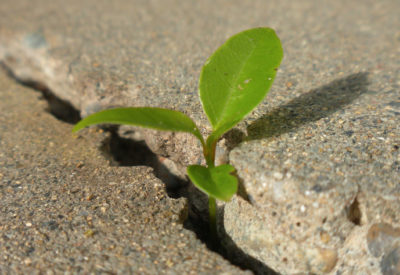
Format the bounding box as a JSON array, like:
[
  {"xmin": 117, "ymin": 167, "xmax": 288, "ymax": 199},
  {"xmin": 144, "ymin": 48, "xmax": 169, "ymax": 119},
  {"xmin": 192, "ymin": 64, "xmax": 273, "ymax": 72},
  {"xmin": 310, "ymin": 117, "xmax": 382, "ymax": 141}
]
[
  {"xmin": 0, "ymin": 70, "xmax": 249, "ymax": 274},
  {"xmin": 0, "ymin": 0, "xmax": 399, "ymax": 274},
  {"xmin": 225, "ymin": 72, "xmax": 400, "ymax": 274},
  {"xmin": 222, "ymin": 2, "xmax": 400, "ymax": 273}
]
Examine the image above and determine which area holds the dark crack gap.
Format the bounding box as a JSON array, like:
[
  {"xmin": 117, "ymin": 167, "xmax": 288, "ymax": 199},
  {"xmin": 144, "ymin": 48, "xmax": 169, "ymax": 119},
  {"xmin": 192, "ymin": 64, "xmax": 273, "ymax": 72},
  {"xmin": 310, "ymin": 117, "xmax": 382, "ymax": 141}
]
[
  {"xmin": 347, "ymin": 195, "xmax": 362, "ymax": 226},
  {"xmin": 100, "ymin": 129, "xmax": 278, "ymax": 275},
  {"xmin": 2, "ymin": 65, "xmax": 278, "ymax": 274},
  {"xmin": 0, "ymin": 62, "xmax": 81, "ymax": 124},
  {"xmin": 99, "ymin": 127, "xmax": 187, "ymax": 196}
]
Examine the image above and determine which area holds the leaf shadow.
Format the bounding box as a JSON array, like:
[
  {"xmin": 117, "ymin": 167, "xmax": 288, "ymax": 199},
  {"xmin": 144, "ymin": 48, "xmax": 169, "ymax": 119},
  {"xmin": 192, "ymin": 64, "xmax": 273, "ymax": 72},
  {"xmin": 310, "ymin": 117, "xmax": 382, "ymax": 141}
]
[
  {"xmin": 213, "ymin": 72, "xmax": 371, "ymax": 274},
  {"xmin": 245, "ymin": 72, "xmax": 370, "ymax": 141}
]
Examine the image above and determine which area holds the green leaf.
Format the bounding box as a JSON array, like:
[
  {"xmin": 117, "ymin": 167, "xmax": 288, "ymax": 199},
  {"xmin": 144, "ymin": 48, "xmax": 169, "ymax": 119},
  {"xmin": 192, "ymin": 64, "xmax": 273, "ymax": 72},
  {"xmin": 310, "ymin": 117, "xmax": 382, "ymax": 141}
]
[
  {"xmin": 200, "ymin": 27, "xmax": 283, "ymax": 137},
  {"xmin": 187, "ymin": 164, "xmax": 238, "ymax": 201},
  {"xmin": 73, "ymin": 107, "xmax": 204, "ymax": 143}
]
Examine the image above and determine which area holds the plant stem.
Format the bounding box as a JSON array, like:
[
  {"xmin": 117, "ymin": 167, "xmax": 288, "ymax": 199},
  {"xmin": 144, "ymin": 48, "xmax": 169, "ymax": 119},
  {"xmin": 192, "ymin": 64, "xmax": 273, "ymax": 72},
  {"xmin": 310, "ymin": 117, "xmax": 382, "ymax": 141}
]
[
  {"xmin": 204, "ymin": 139, "xmax": 218, "ymax": 241},
  {"xmin": 204, "ymin": 140, "xmax": 217, "ymax": 168},
  {"xmin": 209, "ymin": 196, "xmax": 217, "ymax": 243}
]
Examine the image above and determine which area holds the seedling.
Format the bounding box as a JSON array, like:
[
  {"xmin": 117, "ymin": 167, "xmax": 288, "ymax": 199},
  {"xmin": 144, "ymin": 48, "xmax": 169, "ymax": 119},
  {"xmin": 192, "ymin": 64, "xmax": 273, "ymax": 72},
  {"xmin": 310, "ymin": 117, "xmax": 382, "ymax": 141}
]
[{"xmin": 73, "ymin": 28, "xmax": 283, "ymax": 240}]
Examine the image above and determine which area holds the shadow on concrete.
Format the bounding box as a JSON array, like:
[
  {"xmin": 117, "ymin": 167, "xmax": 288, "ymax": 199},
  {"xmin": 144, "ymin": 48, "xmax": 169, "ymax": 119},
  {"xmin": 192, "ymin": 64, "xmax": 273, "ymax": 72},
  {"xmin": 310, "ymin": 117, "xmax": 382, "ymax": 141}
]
[
  {"xmin": 180, "ymin": 186, "xmax": 278, "ymax": 274},
  {"xmin": 246, "ymin": 72, "xmax": 370, "ymax": 141},
  {"xmin": 102, "ymin": 129, "xmax": 279, "ymax": 274},
  {"xmin": 3, "ymin": 63, "xmax": 368, "ymax": 274},
  {"xmin": 1, "ymin": 62, "xmax": 81, "ymax": 124},
  {"xmin": 100, "ymin": 130, "xmax": 188, "ymax": 196},
  {"xmin": 1, "ymin": 65, "xmax": 276, "ymax": 274}
]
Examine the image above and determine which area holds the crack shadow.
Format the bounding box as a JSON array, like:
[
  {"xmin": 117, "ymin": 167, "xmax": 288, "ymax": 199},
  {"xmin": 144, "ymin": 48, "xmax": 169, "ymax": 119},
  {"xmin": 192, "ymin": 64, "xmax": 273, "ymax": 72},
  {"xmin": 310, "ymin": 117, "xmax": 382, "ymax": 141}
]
[
  {"xmin": 1, "ymin": 64, "xmax": 271, "ymax": 272},
  {"xmin": 3, "ymin": 63, "xmax": 369, "ymax": 274},
  {"xmin": 180, "ymin": 186, "xmax": 278, "ymax": 274},
  {"xmin": 102, "ymin": 128, "xmax": 279, "ymax": 273},
  {"xmin": 246, "ymin": 72, "xmax": 370, "ymax": 141},
  {"xmin": 99, "ymin": 128, "xmax": 187, "ymax": 197},
  {"xmin": 0, "ymin": 62, "xmax": 81, "ymax": 124}
]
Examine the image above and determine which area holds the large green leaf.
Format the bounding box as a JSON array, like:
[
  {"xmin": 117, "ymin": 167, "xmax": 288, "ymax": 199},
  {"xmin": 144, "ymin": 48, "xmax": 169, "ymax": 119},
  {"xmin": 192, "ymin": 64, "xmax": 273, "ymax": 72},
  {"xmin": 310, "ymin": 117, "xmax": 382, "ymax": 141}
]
[
  {"xmin": 187, "ymin": 164, "xmax": 238, "ymax": 201},
  {"xmin": 200, "ymin": 27, "xmax": 283, "ymax": 138},
  {"xmin": 72, "ymin": 107, "xmax": 204, "ymax": 143}
]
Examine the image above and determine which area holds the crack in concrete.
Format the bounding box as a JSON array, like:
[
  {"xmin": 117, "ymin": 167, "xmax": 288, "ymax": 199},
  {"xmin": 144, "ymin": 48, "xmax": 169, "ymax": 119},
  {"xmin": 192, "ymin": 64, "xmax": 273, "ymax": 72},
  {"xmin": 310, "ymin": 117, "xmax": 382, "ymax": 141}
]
[
  {"xmin": 1, "ymin": 62, "xmax": 81, "ymax": 124},
  {"xmin": 1, "ymin": 62, "xmax": 278, "ymax": 274}
]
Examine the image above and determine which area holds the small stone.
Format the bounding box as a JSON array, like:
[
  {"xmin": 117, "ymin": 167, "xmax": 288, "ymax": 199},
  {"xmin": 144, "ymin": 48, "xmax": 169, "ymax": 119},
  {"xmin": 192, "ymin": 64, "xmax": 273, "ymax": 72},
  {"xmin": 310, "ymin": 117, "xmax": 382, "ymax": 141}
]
[
  {"xmin": 166, "ymin": 259, "xmax": 174, "ymax": 267},
  {"xmin": 24, "ymin": 258, "xmax": 32, "ymax": 265},
  {"xmin": 308, "ymin": 248, "xmax": 338, "ymax": 273},
  {"xmin": 84, "ymin": 229, "xmax": 95, "ymax": 237},
  {"xmin": 70, "ymin": 188, "xmax": 80, "ymax": 194},
  {"xmin": 86, "ymin": 194, "xmax": 95, "ymax": 201},
  {"xmin": 320, "ymin": 230, "xmax": 331, "ymax": 244},
  {"xmin": 367, "ymin": 223, "xmax": 400, "ymax": 257},
  {"xmin": 380, "ymin": 246, "xmax": 400, "ymax": 275},
  {"xmin": 273, "ymin": 171, "xmax": 284, "ymax": 180}
]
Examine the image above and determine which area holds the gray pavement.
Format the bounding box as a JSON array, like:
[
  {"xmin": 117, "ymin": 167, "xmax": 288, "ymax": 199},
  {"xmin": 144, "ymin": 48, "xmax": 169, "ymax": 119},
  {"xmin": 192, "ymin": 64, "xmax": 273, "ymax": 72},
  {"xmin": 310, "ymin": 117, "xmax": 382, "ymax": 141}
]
[
  {"xmin": 0, "ymin": 70, "xmax": 248, "ymax": 274},
  {"xmin": 0, "ymin": 0, "xmax": 399, "ymax": 274}
]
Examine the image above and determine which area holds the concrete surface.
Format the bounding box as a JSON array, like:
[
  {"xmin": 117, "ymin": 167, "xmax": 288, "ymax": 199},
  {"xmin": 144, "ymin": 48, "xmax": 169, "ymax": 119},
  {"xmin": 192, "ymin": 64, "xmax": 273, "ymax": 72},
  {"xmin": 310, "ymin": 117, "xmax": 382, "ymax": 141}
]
[
  {"xmin": 0, "ymin": 0, "xmax": 399, "ymax": 274},
  {"xmin": 0, "ymin": 69, "xmax": 249, "ymax": 274}
]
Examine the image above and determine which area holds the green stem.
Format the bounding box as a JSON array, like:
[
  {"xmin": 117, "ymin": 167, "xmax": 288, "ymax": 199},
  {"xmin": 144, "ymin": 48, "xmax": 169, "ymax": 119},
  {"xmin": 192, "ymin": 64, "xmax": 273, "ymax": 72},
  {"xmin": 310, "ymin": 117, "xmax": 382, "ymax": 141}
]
[
  {"xmin": 204, "ymin": 139, "xmax": 218, "ymax": 241},
  {"xmin": 204, "ymin": 140, "xmax": 217, "ymax": 168},
  {"xmin": 209, "ymin": 196, "xmax": 217, "ymax": 243}
]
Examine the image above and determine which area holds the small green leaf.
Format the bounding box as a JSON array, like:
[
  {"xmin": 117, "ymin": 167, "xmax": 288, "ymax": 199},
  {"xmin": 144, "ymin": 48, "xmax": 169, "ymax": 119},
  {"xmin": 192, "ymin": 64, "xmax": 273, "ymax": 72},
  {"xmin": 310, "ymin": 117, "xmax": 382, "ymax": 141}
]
[
  {"xmin": 187, "ymin": 164, "xmax": 238, "ymax": 201},
  {"xmin": 200, "ymin": 27, "xmax": 283, "ymax": 138},
  {"xmin": 73, "ymin": 107, "xmax": 204, "ymax": 143}
]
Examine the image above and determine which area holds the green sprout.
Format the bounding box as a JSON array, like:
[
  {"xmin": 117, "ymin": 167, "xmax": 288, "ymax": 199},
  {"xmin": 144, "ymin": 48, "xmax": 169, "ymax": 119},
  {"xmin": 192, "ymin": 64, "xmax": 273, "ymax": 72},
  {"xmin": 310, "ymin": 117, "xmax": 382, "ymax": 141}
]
[{"xmin": 73, "ymin": 27, "xmax": 283, "ymax": 240}]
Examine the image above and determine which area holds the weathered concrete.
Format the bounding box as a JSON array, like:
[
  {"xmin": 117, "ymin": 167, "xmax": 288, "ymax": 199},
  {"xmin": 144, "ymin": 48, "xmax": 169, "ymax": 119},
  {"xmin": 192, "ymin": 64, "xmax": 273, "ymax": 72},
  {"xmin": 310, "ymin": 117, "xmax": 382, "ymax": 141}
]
[
  {"xmin": 225, "ymin": 72, "xmax": 400, "ymax": 274},
  {"xmin": 0, "ymin": 70, "xmax": 248, "ymax": 274},
  {"xmin": 1, "ymin": 0, "xmax": 399, "ymax": 274},
  {"xmin": 222, "ymin": 1, "xmax": 400, "ymax": 273}
]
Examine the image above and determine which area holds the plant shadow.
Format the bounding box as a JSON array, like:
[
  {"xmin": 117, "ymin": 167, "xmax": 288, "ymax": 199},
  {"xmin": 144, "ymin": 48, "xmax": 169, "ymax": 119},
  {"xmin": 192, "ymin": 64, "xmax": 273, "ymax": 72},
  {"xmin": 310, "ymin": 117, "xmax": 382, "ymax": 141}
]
[
  {"xmin": 245, "ymin": 72, "xmax": 370, "ymax": 141},
  {"xmin": 214, "ymin": 72, "xmax": 370, "ymax": 274},
  {"xmin": 1, "ymin": 60, "xmax": 278, "ymax": 273}
]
